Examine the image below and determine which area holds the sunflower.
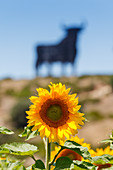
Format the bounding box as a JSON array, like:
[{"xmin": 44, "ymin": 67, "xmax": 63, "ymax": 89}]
[
  {"xmin": 90, "ymin": 146, "xmax": 113, "ymax": 157},
  {"xmin": 0, "ymin": 157, "xmax": 6, "ymax": 161},
  {"xmin": 51, "ymin": 136, "xmax": 91, "ymax": 162},
  {"xmin": 26, "ymin": 83, "xmax": 85, "ymax": 142}
]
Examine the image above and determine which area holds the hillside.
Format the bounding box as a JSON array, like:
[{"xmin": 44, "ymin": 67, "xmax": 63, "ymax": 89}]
[{"xmin": 0, "ymin": 75, "xmax": 113, "ymax": 149}]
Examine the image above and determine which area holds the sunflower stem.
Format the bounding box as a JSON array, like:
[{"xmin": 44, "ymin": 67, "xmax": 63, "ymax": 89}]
[
  {"xmin": 49, "ymin": 148, "xmax": 62, "ymax": 166},
  {"xmin": 31, "ymin": 155, "xmax": 36, "ymax": 162},
  {"xmin": 45, "ymin": 137, "xmax": 51, "ymax": 170}
]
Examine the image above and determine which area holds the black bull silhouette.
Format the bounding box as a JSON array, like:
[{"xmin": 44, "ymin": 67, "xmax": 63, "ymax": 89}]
[{"xmin": 36, "ymin": 24, "xmax": 85, "ymax": 75}]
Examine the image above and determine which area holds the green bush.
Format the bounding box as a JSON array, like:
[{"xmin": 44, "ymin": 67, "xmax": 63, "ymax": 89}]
[
  {"xmin": 80, "ymin": 98, "xmax": 100, "ymax": 106},
  {"xmin": 86, "ymin": 110, "xmax": 104, "ymax": 121},
  {"xmin": 5, "ymin": 85, "xmax": 32, "ymax": 98},
  {"xmin": 18, "ymin": 85, "xmax": 32, "ymax": 98},
  {"xmin": 109, "ymin": 76, "xmax": 113, "ymax": 93},
  {"xmin": 11, "ymin": 98, "xmax": 30, "ymax": 128},
  {"xmin": 5, "ymin": 89, "xmax": 16, "ymax": 96}
]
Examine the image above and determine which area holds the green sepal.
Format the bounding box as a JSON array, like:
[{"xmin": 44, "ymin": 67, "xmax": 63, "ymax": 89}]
[
  {"xmin": 19, "ymin": 126, "xmax": 39, "ymax": 141},
  {"xmin": 53, "ymin": 156, "xmax": 73, "ymax": 170},
  {"xmin": 0, "ymin": 126, "xmax": 14, "ymax": 135},
  {"xmin": 0, "ymin": 142, "xmax": 38, "ymax": 156},
  {"xmin": 32, "ymin": 159, "xmax": 45, "ymax": 170},
  {"xmin": 72, "ymin": 160, "xmax": 97, "ymax": 170}
]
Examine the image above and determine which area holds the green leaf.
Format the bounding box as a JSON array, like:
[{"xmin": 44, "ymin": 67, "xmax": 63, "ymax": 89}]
[
  {"xmin": 92, "ymin": 154, "xmax": 113, "ymax": 164},
  {"xmin": 101, "ymin": 139, "xmax": 113, "ymax": 144},
  {"xmin": 26, "ymin": 166, "xmax": 32, "ymax": 170},
  {"xmin": 63, "ymin": 140, "xmax": 92, "ymax": 161},
  {"xmin": 102, "ymin": 166, "xmax": 113, "ymax": 170},
  {"xmin": 32, "ymin": 160, "xmax": 45, "ymax": 169},
  {"xmin": 72, "ymin": 160, "xmax": 97, "ymax": 170},
  {"xmin": 101, "ymin": 139, "xmax": 113, "ymax": 150},
  {"xmin": 101, "ymin": 131, "xmax": 113, "ymax": 150},
  {"xmin": 0, "ymin": 126, "xmax": 14, "ymax": 135},
  {"xmin": 54, "ymin": 157, "xmax": 73, "ymax": 170},
  {"xmin": 0, "ymin": 158, "xmax": 26, "ymax": 170},
  {"xmin": 110, "ymin": 143, "xmax": 113, "ymax": 150},
  {"xmin": 19, "ymin": 126, "xmax": 39, "ymax": 141},
  {"xmin": 0, "ymin": 142, "xmax": 38, "ymax": 156},
  {"xmin": 7, "ymin": 161, "xmax": 26, "ymax": 170}
]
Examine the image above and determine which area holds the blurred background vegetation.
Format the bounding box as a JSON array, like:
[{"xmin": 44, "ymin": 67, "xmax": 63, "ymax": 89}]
[{"xmin": 0, "ymin": 75, "xmax": 113, "ymax": 166}]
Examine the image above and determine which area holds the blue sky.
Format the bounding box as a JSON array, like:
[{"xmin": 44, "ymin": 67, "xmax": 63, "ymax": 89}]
[{"xmin": 0, "ymin": 0, "xmax": 113, "ymax": 79}]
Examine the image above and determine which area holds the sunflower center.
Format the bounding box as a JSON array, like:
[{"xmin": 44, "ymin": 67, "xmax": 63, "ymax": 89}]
[
  {"xmin": 39, "ymin": 99, "xmax": 69, "ymax": 128},
  {"xmin": 47, "ymin": 104, "xmax": 62, "ymax": 121}
]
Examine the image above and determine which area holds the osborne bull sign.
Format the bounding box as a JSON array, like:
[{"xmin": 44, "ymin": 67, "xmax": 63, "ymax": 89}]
[{"xmin": 35, "ymin": 24, "xmax": 85, "ymax": 76}]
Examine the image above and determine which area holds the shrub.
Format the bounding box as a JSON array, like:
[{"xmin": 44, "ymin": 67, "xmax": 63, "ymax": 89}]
[
  {"xmin": 109, "ymin": 76, "xmax": 113, "ymax": 93},
  {"xmin": 5, "ymin": 89, "xmax": 16, "ymax": 96},
  {"xmin": 11, "ymin": 98, "xmax": 30, "ymax": 128},
  {"xmin": 86, "ymin": 110, "xmax": 104, "ymax": 121}
]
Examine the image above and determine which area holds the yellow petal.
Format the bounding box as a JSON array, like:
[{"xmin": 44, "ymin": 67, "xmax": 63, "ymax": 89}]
[
  {"xmin": 32, "ymin": 126, "xmax": 38, "ymax": 131},
  {"xmin": 45, "ymin": 127, "xmax": 50, "ymax": 137},
  {"xmin": 38, "ymin": 125, "xmax": 45, "ymax": 132},
  {"xmin": 67, "ymin": 121, "xmax": 77, "ymax": 130},
  {"xmin": 64, "ymin": 131, "xmax": 70, "ymax": 139},
  {"xmin": 58, "ymin": 128, "xmax": 64, "ymax": 138},
  {"xmin": 29, "ymin": 96, "xmax": 39, "ymax": 103}
]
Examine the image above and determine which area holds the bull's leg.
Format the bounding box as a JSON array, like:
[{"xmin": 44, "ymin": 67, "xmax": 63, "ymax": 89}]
[
  {"xmin": 47, "ymin": 62, "xmax": 53, "ymax": 77},
  {"xmin": 61, "ymin": 62, "xmax": 76, "ymax": 76},
  {"xmin": 36, "ymin": 67, "xmax": 38, "ymax": 76},
  {"xmin": 36, "ymin": 64, "xmax": 41, "ymax": 76},
  {"xmin": 72, "ymin": 63, "xmax": 76, "ymax": 76},
  {"xmin": 61, "ymin": 62, "xmax": 67, "ymax": 76}
]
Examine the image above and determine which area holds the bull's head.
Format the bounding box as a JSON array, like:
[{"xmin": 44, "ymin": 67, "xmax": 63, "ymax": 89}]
[{"xmin": 61, "ymin": 21, "xmax": 87, "ymax": 34}]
